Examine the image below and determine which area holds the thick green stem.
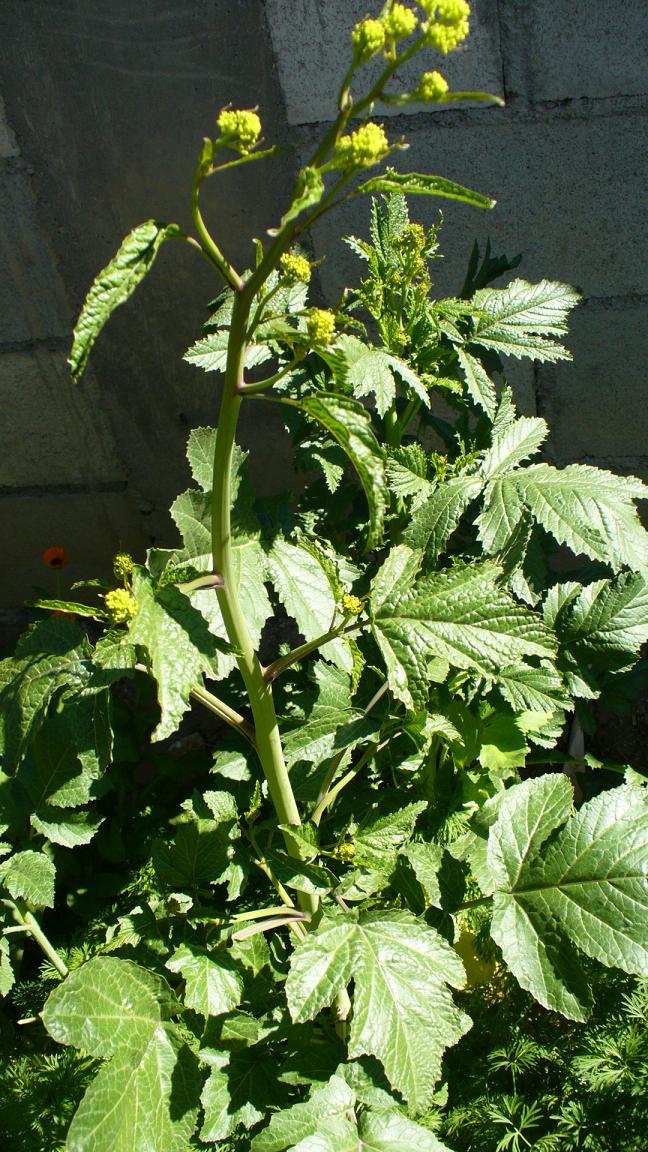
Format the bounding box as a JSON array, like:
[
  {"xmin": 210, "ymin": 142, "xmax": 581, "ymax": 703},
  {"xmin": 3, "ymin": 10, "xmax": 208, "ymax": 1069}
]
[{"xmin": 211, "ymin": 292, "xmax": 316, "ymax": 917}]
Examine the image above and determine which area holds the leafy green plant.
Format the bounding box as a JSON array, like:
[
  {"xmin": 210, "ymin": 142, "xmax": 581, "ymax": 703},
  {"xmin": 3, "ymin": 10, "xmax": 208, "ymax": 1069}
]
[{"xmin": 1, "ymin": 3, "xmax": 647, "ymax": 1149}]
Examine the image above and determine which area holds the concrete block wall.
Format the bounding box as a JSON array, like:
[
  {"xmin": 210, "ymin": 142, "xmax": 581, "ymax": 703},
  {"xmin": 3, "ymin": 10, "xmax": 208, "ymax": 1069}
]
[{"xmin": 1, "ymin": 1, "xmax": 647, "ymax": 606}]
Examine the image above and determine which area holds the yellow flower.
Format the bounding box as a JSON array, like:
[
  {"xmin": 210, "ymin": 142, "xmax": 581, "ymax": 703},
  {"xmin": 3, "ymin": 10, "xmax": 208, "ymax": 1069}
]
[
  {"xmin": 341, "ymin": 593, "xmax": 363, "ymax": 618},
  {"xmin": 351, "ymin": 17, "xmax": 386, "ymax": 61},
  {"xmin": 217, "ymin": 108, "xmax": 262, "ymax": 153},
  {"xmin": 112, "ymin": 551, "xmax": 134, "ymax": 581},
  {"xmin": 416, "ymin": 70, "xmax": 449, "ymax": 101},
  {"xmin": 383, "ymin": 4, "xmax": 418, "ymax": 41},
  {"xmin": 280, "ymin": 252, "xmax": 312, "ymax": 284},
  {"xmin": 333, "ymin": 122, "xmax": 390, "ymax": 170},
  {"xmin": 421, "ymin": 0, "xmax": 470, "ymax": 53},
  {"xmin": 306, "ymin": 308, "xmax": 337, "ymax": 347},
  {"xmin": 104, "ymin": 588, "xmax": 138, "ymax": 625}
]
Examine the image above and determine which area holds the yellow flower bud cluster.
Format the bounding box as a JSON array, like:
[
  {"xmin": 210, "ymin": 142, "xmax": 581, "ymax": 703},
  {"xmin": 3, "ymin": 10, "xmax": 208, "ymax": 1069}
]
[
  {"xmin": 341, "ymin": 593, "xmax": 363, "ymax": 617},
  {"xmin": 383, "ymin": 4, "xmax": 418, "ymax": 41},
  {"xmin": 112, "ymin": 551, "xmax": 134, "ymax": 581},
  {"xmin": 280, "ymin": 251, "xmax": 312, "ymax": 284},
  {"xmin": 416, "ymin": 70, "xmax": 449, "ymax": 101},
  {"xmin": 421, "ymin": 0, "xmax": 470, "ymax": 54},
  {"xmin": 104, "ymin": 588, "xmax": 138, "ymax": 625},
  {"xmin": 217, "ymin": 108, "xmax": 262, "ymax": 153},
  {"xmin": 351, "ymin": 17, "xmax": 386, "ymax": 61},
  {"xmin": 305, "ymin": 308, "xmax": 337, "ymax": 347},
  {"xmin": 333, "ymin": 122, "xmax": 390, "ymax": 170}
]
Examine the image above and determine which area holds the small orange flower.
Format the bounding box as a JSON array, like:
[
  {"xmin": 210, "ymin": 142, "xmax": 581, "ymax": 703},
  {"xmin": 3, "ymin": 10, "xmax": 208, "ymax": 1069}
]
[{"xmin": 43, "ymin": 546, "xmax": 67, "ymax": 569}]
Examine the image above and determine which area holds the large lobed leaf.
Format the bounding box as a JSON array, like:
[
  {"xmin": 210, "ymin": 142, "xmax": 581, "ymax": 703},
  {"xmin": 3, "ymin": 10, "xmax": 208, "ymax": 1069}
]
[
  {"xmin": 371, "ymin": 554, "xmax": 555, "ymax": 711},
  {"xmin": 286, "ymin": 909, "xmax": 470, "ymax": 1112},
  {"xmin": 486, "ymin": 775, "xmax": 648, "ymax": 1020},
  {"xmin": 69, "ymin": 220, "xmax": 179, "ymax": 380},
  {"xmin": 478, "ymin": 462, "xmax": 648, "ymax": 574},
  {"xmin": 43, "ymin": 958, "xmax": 197, "ymax": 1152}
]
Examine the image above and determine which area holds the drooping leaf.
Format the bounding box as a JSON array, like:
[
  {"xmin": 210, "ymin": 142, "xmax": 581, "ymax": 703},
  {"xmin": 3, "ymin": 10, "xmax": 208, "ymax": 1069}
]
[
  {"xmin": 18, "ymin": 691, "xmax": 112, "ymax": 810},
  {"xmin": 266, "ymin": 537, "xmax": 342, "ymax": 668},
  {"xmin": 356, "ymin": 169, "xmax": 495, "ymax": 210},
  {"xmin": 166, "ymin": 944, "xmax": 243, "ymax": 1017},
  {"xmin": 371, "ymin": 561, "xmax": 555, "ymax": 711},
  {"xmin": 200, "ymin": 1041, "xmax": 283, "ymax": 1142},
  {"xmin": 401, "ymin": 842, "xmax": 443, "ymax": 909},
  {"xmin": 280, "ymin": 166, "xmax": 325, "ymax": 227},
  {"xmin": 486, "ymin": 775, "xmax": 648, "ymax": 1019},
  {"xmin": 284, "ymin": 393, "xmax": 386, "ymax": 547},
  {"xmin": 0, "ymin": 849, "xmax": 56, "ymax": 908},
  {"xmin": 69, "ymin": 220, "xmax": 179, "ymax": 380},
  {"xmin": 456, "ymin": 348, "xmax": 497, "ymax": 417},
  {"xmin": 128, "ymin": 567, "xmax": 226, "ymax": 740},
  {"xmin": 286, "ymin": 910, "xmax": 470, "ymax": 1111}
]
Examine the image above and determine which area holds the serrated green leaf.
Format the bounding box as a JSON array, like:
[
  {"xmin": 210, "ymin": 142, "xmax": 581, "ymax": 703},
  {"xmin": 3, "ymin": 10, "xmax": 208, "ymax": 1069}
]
[
  {"xmin": 69, "ymin": 220, "xmax": 179, "ymax": 381},
  {"xmin": 356, "ymin": 169, "xmax": 494, "ymax": 210},
  {"xmin": 186, "ymin": 425, "xmax": 217, "ymax": 491},
  {"xmin": 0, "ymin": 935, "xmax": 14, "ymax": 996},
  {"xmin": 487, "ymin": 775, "xmax": 648, "ymax": 1019},
  {"xmin": 201, "ymin": 1042, "xmax": 282, "ymax": 1142},
  {"xmin": 128, "ymin": 567, "xmax": 225, "ymax": 740},
  {"xmin": 401, "ymin": 842, "xmax": 443, "ymax": 909},
  {"xmin": 284, "ymin": 393, "xmax": 386, "ymax": 548},
  {"xmin": 170, "ymin": 487, "xmax": 271, "ymax": 675},
  {"xmin": 372, "ymin": 562, "xmax": 555, "ymax": 711},
  {"xmin": 184, "ymin": 329, "xmax": 273, "ymax": 373},
  {"xmin": 332, "ymin": 336, "xmax": 429, "ymax": 419},
  {"xmin": 152, "ymin": 817, "xmax": 232, "ymax": 892},
  {"xmin": 552, "ymin": 572, "xmax": 648, "ymax": 661},
  {"xmin": 481, "ymin": 414, "xmax": 548, "ymax": 480},
  {"xmin": 283, "ymin": 663, "xmax": 379, "ymax": 767},
  {"xmin": 30, "ymin": 806, "xmax": 104, "ymax": 847},
  {"xmin": 267, "ymin": 537, "xmax": 335, "ymax": 651},
  {"xmin": 43, "ymin": 957, "xmax": 176, "ymax": 1055},
  {"xmin": 469, "ymin": 279, "xmax": 580, "ymax": 364},
  {"xmin": 0, "ymin": 618, "xmax": 92, "ymax": 772},
  {"xmin": 403, "ymin": 475, "xmax": 483, "ymax": 559},
  {"xmin": 0, "ymin": 849, "xmax": 56, "ymax": 907},
  {"xmin": 385, "ymin": 445, "xmax": 433, "ymax": 509},
  {"xmin": 264, "ymin": 848, "xmax": 337, "ymax": 895},
  {"xmin": 18, "ymin": 693, "xmax": 111, "ymax": 810},
  {"xmin": 369, "ymin": 544, "xmax": 422, "ymax": 612},
  {"xmin": 251, "ymin": 1074, "xmax": 356, "ymax": 1151},
  {"xmin": 166, "ymin": 944, "xmax": 243, "ymax": 1017},
  {"xmin": 65, "ymin": 1025, "xmax": 198, "ymax": 1152},
  {"xmin": 494, "ymin": 662, "xmax": 569, "ymax": 715},
  {"xmin": 456, "ymin": 348, "xmax": 497, "ymax": 417},
  {"xmin": 353, "ymin": 802, "xmax": 426, "ymax": 872},
  {"xmin": 286, "ymin": 910, "xmax": 469, "ymax": 1111},
  {"xmin": 493, "ymin": 463, "xmax": 648, "ymax": 574}
]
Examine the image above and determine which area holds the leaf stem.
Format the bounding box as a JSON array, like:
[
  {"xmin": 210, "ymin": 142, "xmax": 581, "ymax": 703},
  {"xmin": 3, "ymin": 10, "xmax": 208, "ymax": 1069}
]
[
  {"xmin": 263, "ymin": 623, "xmax": 346, "ymax": 682},
  {"xmin": 5, "ymin": 899, "xmax": 69, "ymax": 978},
  {"xmin": 191, "ymin": 167, "xmax": 244, "ymax": 291},
  {"xmin": 190, "ymin": 684, "xmax": 256, "ymax": 747}
]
